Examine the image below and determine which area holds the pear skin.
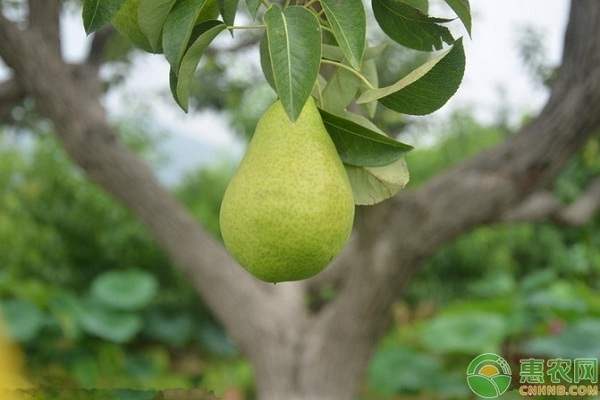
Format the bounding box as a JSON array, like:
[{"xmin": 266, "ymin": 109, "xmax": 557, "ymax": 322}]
[{"xmin": 220, "ymin": 97, "xmax": 355, "ymax": 282}]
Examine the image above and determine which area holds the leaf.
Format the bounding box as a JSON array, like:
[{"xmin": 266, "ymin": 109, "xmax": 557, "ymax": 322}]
[
  {"xmin": 357, "ymin": 38, "xmax": 465, "ymax": 115},
  {"xmin": 259, "ymin": 33, "xmax": 276, "ymax": 90},
  {"xmin": 171, "ymin": 21, "xmax": 227, "ymax": 111},
  {"xmin": 1, "ymin": 299, "xmax": 45, "ymax": 342},
  {"xmin": 320, "ymin": 0, "xmax": 366, "ymax": 69},
  {"xmin": 263, "ymin": 6, "xmax": 321, "ymax": 121},
  {"xmin": 162, "ymin": 0, "xmax": 209, "ymax": 72},
  {"xmin": 322, "ymin": 43, "xmax": 386, "ymax": 63},
  {"xmin": 90, "ymin": 270, "xmax": 158, "ymax": 311},
  {"xmin": 421, "ymin": 311, "xmax": 508, "ymax": 354},
  {"xmin": 319, "ymin": 109, "xmax": 412, "ymax": 167},
  {"xmin": 345, "ymin": 158, "xmax": 410, "ymax": 205},
  {"xmin": 443, "ymin": 0, "xmax": 471, "ymax": 36},
  {"xmin": 358, "ymin": 58, "xmax": 379, "ymax": 118},
  {"xmin": 245, "ymin": 0, "xmax": 262, "ymax": 19},
  {"xmin": 138, "ymin": 0, "xmax": 176, "ymax": 52},
  {"xmin": 82, "ymin": 0, "xmax": 127, "ymax": 34},
  {"xmin": 218, "ymin": 0, "xmax": 240, "ymax": 29},
  {"xmin": 80, "ymin": 301, "xmax": 143, "ymax": 343},
  {"xmin": 372, "ymin": 0, "xmax": 454, "ymax": 52},
  {"xmin": 321, "ymin": 65, "xmax": 360, "ymax": 114}
]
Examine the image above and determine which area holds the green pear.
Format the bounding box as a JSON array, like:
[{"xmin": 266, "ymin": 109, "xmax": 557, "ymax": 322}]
[{"xmin": 219, "ymin": 98, "xmax": 355, "ymax": 283}]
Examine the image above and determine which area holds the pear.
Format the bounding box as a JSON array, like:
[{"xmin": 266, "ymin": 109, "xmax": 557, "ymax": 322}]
[{"xmin": 219, "ymin": 98, "xmax": 355, "ymax": 283}]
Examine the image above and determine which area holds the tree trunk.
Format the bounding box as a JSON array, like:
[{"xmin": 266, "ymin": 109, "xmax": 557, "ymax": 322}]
[{"xmin": 0, "ymin": 1, "xmax": 600, "ymax": 399}]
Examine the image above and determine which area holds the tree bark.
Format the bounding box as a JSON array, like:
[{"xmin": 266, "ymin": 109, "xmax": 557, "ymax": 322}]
[{"xmin": 1, "ymin": 1, "xmax": 600, "ymax": 399}]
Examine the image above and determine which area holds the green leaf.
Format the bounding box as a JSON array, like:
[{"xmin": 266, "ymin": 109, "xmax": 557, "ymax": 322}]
[
  {"xmin": 320, "ymin": 0, "xmax": 366, "ymax": 69},
  {"xmin": 163, "ymin": 0, "xmax": 209, "ymax": 72},
  {"xmin": 82, "ymin": 0, "xmax": 127, "ymax": 34},
  {"xmin": 443, "ymin": 0, "xmax": 471, "ymax": 36},
  {"xmin": 372, "ymin": 0, "xmax": 454, "ymax": 51},
  {"xmin": 358, "ymin": 59, "xmax": 379, "ymax": 118},
  {"xmin": 90, "ymin": 270, "xmax": 158, "ymax": 311},
  {"xmin": 245, "ymin": 0, "xmax": 261, "ymax": 19},
  {"xmin": 1, "ymin": 299, "xmax": 45, "ymax": 342},
  {"xmin": 402, "ymin": 0, "xmax": 428, "ymax": 12},
  {"xmin": 319, "ymin": 109, "xmax": 412, "ymax": 167},
  {"xmin": 420, "ymin": 311, "xmax": 508, "ymax": 354},
  {"xmin": 138, "ymin": 0, "xmax": 176, "ymax": 52},
  {"xmin": 80, "ymin": 300, "xmax": 143, "ymax": 343},
  {"xmin": 218, "ymin": 0, "xmax": 240, "ymax": 28},
  {"xmin": 321, "ymin": 65, "xmax": 360, "ymax": 114},
  {"xmin": 523, "ymin": 319, "xmax": 600, "ymax": 359},
  {"xmin": 345, "ymin": 158, "xmax": 410, "ymax": 205},
  {"xmin": 357, "ymin": 38, "xmax": 465, "ymax": 115},
  {"xmin": 322, "ymin": 43, "xmax": 387, "ymax": 63},
  {"xmin": 264, "ymin": 6, "xmax": 321, "ymax": 121},
  {"xmin": 259, "ymin": 33, "xmax": 276, "ymax": 90},
  {"xmin": 171, "ymin": 20, "xmax": 227, "ymax": 111}
]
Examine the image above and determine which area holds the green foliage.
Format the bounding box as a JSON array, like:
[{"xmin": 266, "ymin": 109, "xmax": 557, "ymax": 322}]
[
  {"xmin": 81, "ymin": 0, "xmax": 470, "ymax": 204},
  {"xmin": 0, "ymin": 131, "xmax": 246, "ymax": 392}
]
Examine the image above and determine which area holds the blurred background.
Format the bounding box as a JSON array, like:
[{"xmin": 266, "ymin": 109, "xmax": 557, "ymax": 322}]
[{"xmin": 3, "ymin": 0, "xmax": 600, "ymax": 399}]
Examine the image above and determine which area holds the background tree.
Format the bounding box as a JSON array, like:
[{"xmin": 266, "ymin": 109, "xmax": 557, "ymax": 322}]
[{"xmin": 1, "ymin": 1, "xmax": 600, "ymax": 399}]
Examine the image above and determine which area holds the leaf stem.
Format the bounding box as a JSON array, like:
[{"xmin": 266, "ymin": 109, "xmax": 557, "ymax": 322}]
[
  {"xmin": 260, "ymin": 0, "xmax": 271, "ymax": 8},
  {"xmin": 320, "ymin": 59, "xmax": 375, "ymax": 90}
]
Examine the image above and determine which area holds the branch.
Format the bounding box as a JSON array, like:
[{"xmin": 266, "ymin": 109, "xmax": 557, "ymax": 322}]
[
  {"xmin": 0, "ymin": 78, "xmax": 26, "ymax": 124},
  {"xmin": 27, "ymin": 0, "xmax": 61, "ymax": 55},
  {"xmin": 501, "ymin": 177, "xmax": 600, "ymax": 226},
  {"xmin": 557, "ymin": 178, "xmax": 600, "ymax": 225},
  {"xmin": 86, "ymin": 25, "xmax": 116, "ymax": 68},
  {"xmin": 0, "ymin": 9, "xmax": 283, "ymax": 353}
]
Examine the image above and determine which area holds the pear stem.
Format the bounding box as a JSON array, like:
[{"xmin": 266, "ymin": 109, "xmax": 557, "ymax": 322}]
[{"xmin": 320, "ymin": 60, "xmax": 375, "ymax": 90}]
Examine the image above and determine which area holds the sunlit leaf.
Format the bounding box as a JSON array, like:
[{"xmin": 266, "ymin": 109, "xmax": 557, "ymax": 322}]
[
  {"xmin": 372, "ymin": 0, "xmax": 454, "ymax": 51},
  {"xmin": 357, "ymin": 38, "xmax": 465, "ymax": 115},
  {"xmin": 320, "ymin": 0, "xmax": 366, "ymax": 69},
  {"xmin": 82, "ymin": 0, "xmax": 126, "ymax": 34},
  {"xmin": 263, "ymin": 6, "xmax": 321, "ymax": 121},
  {"xmin": 345, "ymin": 158, "xmax": 410, "ymax": 205}
]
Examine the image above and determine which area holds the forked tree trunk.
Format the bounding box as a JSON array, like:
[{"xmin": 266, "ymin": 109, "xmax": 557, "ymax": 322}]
[{"xmin": 0, "ymin": 1, "xmax": 599, "ymax": 399}]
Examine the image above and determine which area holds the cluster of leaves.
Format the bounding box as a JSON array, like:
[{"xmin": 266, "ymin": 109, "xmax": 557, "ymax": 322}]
[{"xmin": 82, "ymin": 0, "xmax": 469, "ymax": 204}]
